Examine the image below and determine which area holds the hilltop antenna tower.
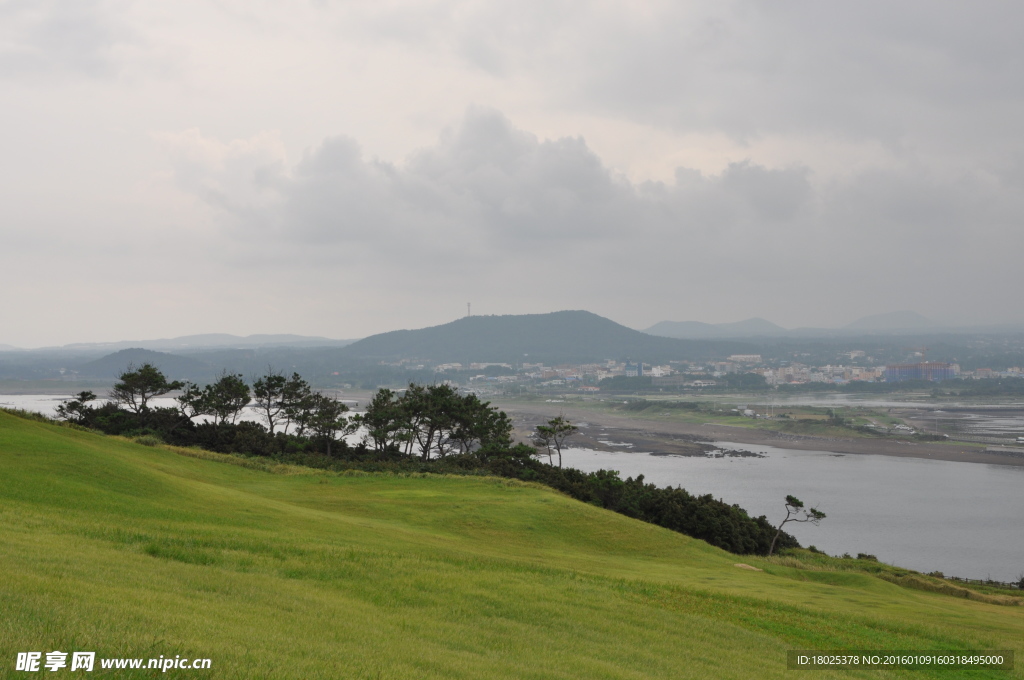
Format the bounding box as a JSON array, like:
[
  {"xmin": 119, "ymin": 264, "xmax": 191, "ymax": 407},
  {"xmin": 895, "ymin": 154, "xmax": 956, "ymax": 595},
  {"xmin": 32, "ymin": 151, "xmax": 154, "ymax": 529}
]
[{"xmin": 467, "ymin": 302, "xmax": 471, "ymax": 317}]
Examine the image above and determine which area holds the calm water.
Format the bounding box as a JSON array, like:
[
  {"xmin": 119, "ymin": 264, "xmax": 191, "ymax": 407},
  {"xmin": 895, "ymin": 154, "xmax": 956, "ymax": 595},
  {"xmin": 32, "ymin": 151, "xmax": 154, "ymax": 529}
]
[
  {"xmin": 5, "ymin": 394, "xmax": 1022, "ymax": 581},
  {"xmin": 561, "ymin": 443, "xmax": 1024, "ymax": 582},
  {"xmin": 0, "ymin": 393, "xmax": 76, "ymax": 414}
]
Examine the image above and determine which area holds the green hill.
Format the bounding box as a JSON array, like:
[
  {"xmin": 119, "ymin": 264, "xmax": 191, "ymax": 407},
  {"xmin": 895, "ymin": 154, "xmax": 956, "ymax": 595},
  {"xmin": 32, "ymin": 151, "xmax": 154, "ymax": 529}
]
[
  {"xmin": 76, "ymin": 347, "xmax": 211, "ymax": 380},
  {"xmin": 1, "ymin": 411, "xmax": 1021, "ymax": 679},
  {"xmin": 338, "ymin": 310, "xmax": 754, "ymax": 364}
]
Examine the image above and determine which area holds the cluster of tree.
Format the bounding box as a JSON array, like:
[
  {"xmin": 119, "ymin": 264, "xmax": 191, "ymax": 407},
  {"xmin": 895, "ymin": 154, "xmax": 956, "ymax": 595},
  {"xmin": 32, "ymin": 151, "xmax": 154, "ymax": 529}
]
[
  {"xmin": 532, "ymin": 415, "xmax": 577, "ymax": 468},
  {"xmin": 508, "ymin": 463, "xmax": 796, "ymax": 555},
  {"xmin": 360, "ymin": 384, "xmax": 513, "ymax": 459},
  {"xmin": 58, "ymin": 364, "xmax": 355, "ymax": 457},
  {"xmin": 826, "ymin": 408, "xmax": 846, "ymax": 426}
]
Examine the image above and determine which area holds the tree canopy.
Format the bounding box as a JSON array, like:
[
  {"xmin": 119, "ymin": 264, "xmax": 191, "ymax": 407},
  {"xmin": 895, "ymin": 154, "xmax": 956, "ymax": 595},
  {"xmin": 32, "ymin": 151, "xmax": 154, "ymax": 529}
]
[
  {"xmin": 769, "ymin": 495, "xmax": 826, "ymax": 556},
  {"xmin": 533, "ymin": 415, "xmax": 578, "ymax": 468},
  {"xmin": 358, "ymin": 384, "xmax": 513, "ymax": 459},
  {"xmin": 109, "ymin": 363, "xmax": 183, "ymax": 414}
]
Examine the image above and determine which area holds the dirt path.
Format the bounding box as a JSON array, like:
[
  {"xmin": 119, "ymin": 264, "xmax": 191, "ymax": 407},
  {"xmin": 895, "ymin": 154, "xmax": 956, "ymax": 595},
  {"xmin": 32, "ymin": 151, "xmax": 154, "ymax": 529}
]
[{"xmin": 494, "ymin": 398, "xmax": 1024, "ymax": 467}]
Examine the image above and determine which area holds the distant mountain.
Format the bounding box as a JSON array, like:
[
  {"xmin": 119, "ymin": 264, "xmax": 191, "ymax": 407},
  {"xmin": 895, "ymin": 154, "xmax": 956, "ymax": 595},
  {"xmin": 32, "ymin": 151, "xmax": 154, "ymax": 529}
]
[
  {"xmin": 0, "ymin": 344, "xmax": 21, "ymax": 351},
  {"xmin": 58, "ymin": 333, "xmax": 355, "ymax": 353},
  {"xmin": 77, "ymin": 348, "xmax": 211, "ymax": 380},
  {"xmin": 646, "ymin": 312, "xmax": 952, "ymax": 338},
  {"xmin": 643, "ymin": 321, "xmax": 717, "ymax": 338},
  {"xmin": 338, "ymin": 311, "xmax": 753, "ymax": 364},
  {"xmin": 844, "ymin": 311, "xmax": 935, "ymax": 332},
  {"xmin": 644, "ymin": 318, "xmax": 789, "ymax": 339}
]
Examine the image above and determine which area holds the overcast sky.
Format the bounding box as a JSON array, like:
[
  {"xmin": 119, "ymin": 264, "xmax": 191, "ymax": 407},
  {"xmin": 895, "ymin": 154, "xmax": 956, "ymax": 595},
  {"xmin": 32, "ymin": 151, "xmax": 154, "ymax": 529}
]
[{"xmin": 2, "ymin": 1, "xmax": 1022, "ymax": 347}]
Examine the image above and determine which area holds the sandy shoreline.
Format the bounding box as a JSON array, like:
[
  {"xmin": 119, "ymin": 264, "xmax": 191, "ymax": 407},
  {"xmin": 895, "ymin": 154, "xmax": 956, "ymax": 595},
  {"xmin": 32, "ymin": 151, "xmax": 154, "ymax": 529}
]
[{"xmin": 493, "ymin": 398, "xmax": 1024, "ymax": 468}]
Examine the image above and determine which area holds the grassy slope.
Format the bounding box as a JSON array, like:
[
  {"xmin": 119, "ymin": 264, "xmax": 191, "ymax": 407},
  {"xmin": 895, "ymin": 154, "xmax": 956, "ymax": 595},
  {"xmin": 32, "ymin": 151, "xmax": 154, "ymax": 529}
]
[{"xmin": 0, "ymin": 412, "xmax": 1021, "ymax": 679}]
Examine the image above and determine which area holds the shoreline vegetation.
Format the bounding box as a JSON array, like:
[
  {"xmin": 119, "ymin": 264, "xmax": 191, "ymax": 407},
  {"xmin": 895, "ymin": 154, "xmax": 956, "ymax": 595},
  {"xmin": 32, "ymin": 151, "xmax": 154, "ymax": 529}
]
[
  {"xmin": 8, "ymin": 378, "xmax": 1024, "ymax": 466},
  {"xmin": 5, "ymin": 402, "xmax": 1023, "ymax": 599}
]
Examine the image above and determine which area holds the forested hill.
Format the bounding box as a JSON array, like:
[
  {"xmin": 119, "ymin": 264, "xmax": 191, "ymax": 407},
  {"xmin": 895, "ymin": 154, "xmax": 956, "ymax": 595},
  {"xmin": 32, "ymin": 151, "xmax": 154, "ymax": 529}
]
[
  {"xmin": 337, "ymin": 311, "xmax": 754, "ymax": 364},
  {"xmin": 77, "ymin": 348, "xmax": 210, "ymax": 380}
]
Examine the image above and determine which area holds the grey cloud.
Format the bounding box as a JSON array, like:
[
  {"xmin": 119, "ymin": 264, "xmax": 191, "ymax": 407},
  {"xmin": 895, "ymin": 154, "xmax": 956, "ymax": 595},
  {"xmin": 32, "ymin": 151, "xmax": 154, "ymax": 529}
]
[
  {"xmin": 0, "ymin": 0, "xmax": 132, "ymax": 79},
  {"xmin": 343, "ymin": 1, "xmax": 1024, "ymax": 162},
  {"xmin": 287, "ymin": 137, "xmax": 406, "ymax": 245},
  {"xmin": 11, "ymin": 1, "xmax": 1024, "ymax": 345},
  {"xmin": 718, "ymin": 162, "xmax": 813, "ymax": 222},
  {"xmin": 197, "ymin": 110, "xmax": 646, "ymax": 258},
  {"xmin": 592, "ymin": 3, "xmax": 1020, "ymax": 139},
  {"xmin": 404, "ymin": 110, "xmax": 637, "ymax": 242},
  {"xmin": 171, "ymin": 109, "xmax": 1023, "ymax": 318}
]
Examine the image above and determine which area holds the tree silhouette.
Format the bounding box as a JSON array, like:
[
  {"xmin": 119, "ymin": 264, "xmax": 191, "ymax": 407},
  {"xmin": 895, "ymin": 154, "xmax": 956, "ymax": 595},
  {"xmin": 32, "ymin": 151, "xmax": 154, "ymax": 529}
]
[
  {"xmin": 110, "ymin": 363, "xmax": 182, "ymax": 414},
  {"xmin": 769, "ymin": 495, "xmax": 826, "ymax": 556},
  {"xmin": 533, "ymin": 415, "xmax": 578, "ymax": 468}
]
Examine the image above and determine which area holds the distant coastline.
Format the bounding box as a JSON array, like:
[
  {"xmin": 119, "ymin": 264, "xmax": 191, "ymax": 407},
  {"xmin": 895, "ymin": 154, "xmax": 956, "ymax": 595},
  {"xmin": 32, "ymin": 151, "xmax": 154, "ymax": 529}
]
[{"xmin": 497, "ymin": 398, "xmax": 1024, "ymax": 468}]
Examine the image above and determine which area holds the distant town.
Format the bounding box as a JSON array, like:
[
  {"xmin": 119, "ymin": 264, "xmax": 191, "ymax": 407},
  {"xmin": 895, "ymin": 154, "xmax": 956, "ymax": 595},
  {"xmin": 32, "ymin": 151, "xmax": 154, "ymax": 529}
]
[
  {"xmin": 5, "ymin": 311, "xmax": 1024, "ymax": 394},
  {"xmin": 380, "ymin": 355, "xmax": 1024, "ymax": 393}
]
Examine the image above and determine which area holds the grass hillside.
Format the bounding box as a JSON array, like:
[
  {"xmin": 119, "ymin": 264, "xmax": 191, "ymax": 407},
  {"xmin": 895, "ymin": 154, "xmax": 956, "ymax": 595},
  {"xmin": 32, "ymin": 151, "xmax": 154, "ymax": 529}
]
[{"xmin": 1, "ymin": 411, "xmax": 1021, "ymax": 679}]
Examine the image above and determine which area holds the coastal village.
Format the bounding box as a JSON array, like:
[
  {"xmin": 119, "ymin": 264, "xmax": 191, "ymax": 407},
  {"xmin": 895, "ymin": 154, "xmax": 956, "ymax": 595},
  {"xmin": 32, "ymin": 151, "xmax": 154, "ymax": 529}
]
[{"xmin": 406, "ymin": 355, "xmax": 1024, "ymax": 392}]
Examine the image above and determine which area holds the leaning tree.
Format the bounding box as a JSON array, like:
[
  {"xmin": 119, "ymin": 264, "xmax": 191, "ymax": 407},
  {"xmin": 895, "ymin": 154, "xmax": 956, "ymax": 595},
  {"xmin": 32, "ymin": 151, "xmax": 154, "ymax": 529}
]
[{"xmin": 769, "ymin": 495, "xmax": 826, "ymax": 556}]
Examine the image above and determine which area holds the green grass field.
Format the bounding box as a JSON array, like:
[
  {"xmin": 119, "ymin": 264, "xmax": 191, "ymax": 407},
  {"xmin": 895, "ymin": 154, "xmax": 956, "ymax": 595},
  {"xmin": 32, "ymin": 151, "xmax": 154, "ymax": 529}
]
[{"xmin": 1, "ymin": 410, "xmax": 1021, "ymax": 679}]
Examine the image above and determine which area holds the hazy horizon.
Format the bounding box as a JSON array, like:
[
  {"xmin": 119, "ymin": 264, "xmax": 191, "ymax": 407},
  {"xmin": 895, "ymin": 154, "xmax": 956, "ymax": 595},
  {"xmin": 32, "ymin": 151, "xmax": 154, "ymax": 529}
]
[
  {"xmin": 3, "ymin": 3, "xmax": 1023, "ymax": 346},
  {"xmin": 3, "ymin": 309, "xmax": 1020, "ymax": 351}
]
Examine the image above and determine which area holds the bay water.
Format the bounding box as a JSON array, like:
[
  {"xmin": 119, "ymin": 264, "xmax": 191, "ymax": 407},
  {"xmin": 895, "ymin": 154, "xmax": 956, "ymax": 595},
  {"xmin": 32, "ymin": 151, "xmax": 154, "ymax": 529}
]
[{"xmin": 561, "ymin": 443, "xmax": 1024, "ymax": 582}]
